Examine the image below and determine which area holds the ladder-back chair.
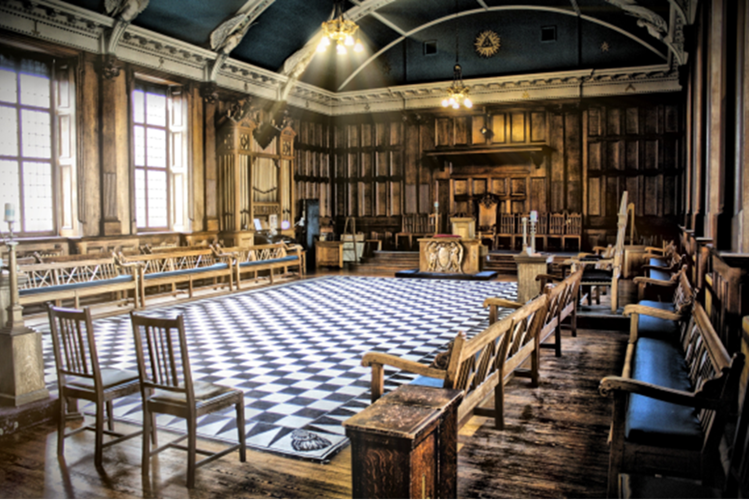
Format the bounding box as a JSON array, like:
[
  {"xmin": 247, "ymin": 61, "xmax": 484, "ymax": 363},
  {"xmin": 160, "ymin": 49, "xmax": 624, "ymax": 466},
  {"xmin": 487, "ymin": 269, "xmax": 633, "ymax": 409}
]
[
  {"xmin": 48, "ymin": 304, "xmax": 142, "ymax": 467},
  {"xmin": 494, "ymin": 212, "xmax": 516, "ymax": 249},
  {"xmin": 563, "ymin": 213, "xmax": 582, "ymax": 252},
  {"xmin": 130, "ymin": 312, "xmax": 246, "ymax": 488},
  {"xmin": 547, "ymin": 213, "xmax": 565, "ymax": 250}
]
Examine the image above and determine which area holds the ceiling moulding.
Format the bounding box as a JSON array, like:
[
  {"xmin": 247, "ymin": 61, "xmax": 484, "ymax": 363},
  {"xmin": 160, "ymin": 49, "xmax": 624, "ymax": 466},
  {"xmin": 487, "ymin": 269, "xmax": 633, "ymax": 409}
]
[{"xmin": 0, "ymin": 0, "xmax": 680, "ymax": 118}]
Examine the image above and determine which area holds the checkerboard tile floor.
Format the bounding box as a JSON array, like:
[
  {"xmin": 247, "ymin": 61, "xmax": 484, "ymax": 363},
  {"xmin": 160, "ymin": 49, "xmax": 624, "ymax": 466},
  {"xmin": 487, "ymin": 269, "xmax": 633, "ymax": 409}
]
[{"xmin": 40, "ymin": 276, "xmax": 516, "ymax": 461}]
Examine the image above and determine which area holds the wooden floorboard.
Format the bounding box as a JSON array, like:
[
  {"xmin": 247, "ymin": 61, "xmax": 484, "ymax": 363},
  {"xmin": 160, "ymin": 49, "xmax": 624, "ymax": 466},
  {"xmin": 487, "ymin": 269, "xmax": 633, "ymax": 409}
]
[{"xmin": 0, "ymin": 326, "xmax": 626, "ymax": 499}]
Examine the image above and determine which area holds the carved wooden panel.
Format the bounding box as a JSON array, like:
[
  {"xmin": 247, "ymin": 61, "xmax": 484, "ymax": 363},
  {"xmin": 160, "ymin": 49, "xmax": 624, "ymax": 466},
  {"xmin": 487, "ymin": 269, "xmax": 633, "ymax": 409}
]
[
  {"xmin": 472, "ymin": 115, "xmax": 486, "ymax": 145},
  {"xmin": 492, "ymin": 178, "xmax": 506, "ymax": 195},
  {"xmin": 511, "ymin": 177, "xmax": 526, "ymax": 196},
  {"xmin": 530, "ymin": 112, "xmax": 546, "ymax": 142},
  {"xmin": 454, "ymin": 117, "xmax": 468, "ymax": 146},
  {"xmin": 437, "ymin": 118, "xmax": 452, "ymax": 147}
]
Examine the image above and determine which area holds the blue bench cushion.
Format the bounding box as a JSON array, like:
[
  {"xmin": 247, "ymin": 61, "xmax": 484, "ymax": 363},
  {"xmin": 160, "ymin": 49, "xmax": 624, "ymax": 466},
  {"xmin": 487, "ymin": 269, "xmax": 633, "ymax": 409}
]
[
  {"xmin": 145, "ymin": 262, "xmax": 229, "ymax": 280},
  {"xmin": 410, "ymin": 375, "xmax": 444, "ymax": 388},
  {"xmin": 636, "ymin": 300, "xmax": 679, "ymax": 341},
  {"xmin": 19, "ymin": 274, "xmax": 133, "ymax": 296},
  {"xmin": 648, "ymin": 268, "xmax": 672, "ymax": 281},
  {"xmin": 239, "ymin": 256, "xmax": 299, "ymax": 268},
  {"xmin": 625, "ymin": 337, "xmax": 702, "ymax": 450},
  {"xmin": 649, "ymin": 257, "xmax": 668, "ymax": 268}
]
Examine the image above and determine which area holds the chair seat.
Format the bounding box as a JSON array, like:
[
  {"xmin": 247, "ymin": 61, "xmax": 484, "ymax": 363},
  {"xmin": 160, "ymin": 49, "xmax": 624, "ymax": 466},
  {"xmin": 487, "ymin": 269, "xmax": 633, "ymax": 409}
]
[
  {"xmin": 67, "ymin": 368, "xmax": 140, "ymax": 390},
  {"xmin": 239, "ymin": 255, "xmax": 299, "ymax": 267},
  {"xmin": 151, "ymin": 380, "xmax": 238, "ymax": 404},
  {"xmin": 582, "ymin": 269, "xmax": 613, "ymax": 282},
  {"xmin": 635, "ymin": 301, "xmax": 680, "ymax": 342},
  {"xmin": 625, "ymin": 337, "xmax": 702, "ymax": 450},
  {"xmin": 145, "ymin": 262, "xmax": 228, "ymax": 280}
]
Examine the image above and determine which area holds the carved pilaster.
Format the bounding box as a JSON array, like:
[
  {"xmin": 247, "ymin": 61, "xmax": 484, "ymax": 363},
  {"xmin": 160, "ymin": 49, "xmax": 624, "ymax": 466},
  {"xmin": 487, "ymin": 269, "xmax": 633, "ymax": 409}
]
[
  {"xmin": 200, "ymin": 82, "xmax": 218, "ymax": 104},
  {"xmin": 97, "ymin": 54, "xmax": 122, "ymax": 80}
]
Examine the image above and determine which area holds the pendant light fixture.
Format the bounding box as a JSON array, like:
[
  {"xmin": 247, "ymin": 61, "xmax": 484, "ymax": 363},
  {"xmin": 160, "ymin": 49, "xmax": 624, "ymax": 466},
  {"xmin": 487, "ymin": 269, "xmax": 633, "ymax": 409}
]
[
  {"xmin": 442, "ymin": 0, "xmax": 472, "ymax": 109},
  {"xmin": 317, "ymin": 1, "xmax": 364, "ymax": 55}
]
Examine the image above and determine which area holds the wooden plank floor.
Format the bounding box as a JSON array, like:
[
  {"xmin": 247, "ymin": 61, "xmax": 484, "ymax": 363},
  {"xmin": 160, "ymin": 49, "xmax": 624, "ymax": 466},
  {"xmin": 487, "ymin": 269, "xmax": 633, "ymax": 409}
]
[{"xmin": 0, "ymin": 326, "xmax": 626, "ymax": 499}]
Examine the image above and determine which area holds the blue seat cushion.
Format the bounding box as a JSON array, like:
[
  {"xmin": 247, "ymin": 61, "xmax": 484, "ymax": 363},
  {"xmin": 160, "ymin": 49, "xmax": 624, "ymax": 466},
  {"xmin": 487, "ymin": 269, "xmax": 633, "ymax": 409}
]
[
  {"xmin": 625, "ymin": 337, "xmax": 702, "ymax": 450},
  {"xmin": 410, "ymin": 375, "xmax": 444, "ymax": 388},
  {"xmin": 239, "ymin": 256, "xmax": 299, "ymax": 268},
  {"xmin": 648, "ymin": 268, "xmax": 671, "ymax": 281},
  {"xmin": 582, "ymin": 268, "xmax": 613, "ymax": 282},
  {"xmin": 649, "ymin": 257, "xmax": 668, "ymax": 267},
  {"xmin": 145, "ymin": 262, "xmax": 228, "ymax": 280},
  {"xmin": 19, "ymin": 274, "xmax": 133, "ymax": 296},
  {"xmin": 635, "ymin": 300, "xmax": 679, "ymax": 342}
]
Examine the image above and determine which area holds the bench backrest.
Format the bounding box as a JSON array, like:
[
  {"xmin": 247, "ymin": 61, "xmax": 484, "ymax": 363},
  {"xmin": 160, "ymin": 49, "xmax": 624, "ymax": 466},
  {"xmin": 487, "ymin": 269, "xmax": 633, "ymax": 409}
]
[
  {"xmin": 215, "ymin": 242, "xmax": 291, "ymax": 263},
  {"xmin": 685, "ymin": 302, "xmax": 744, "ymax": 451},
  {"xmin": 19, "ymin": 257, "xmax": 124, "ymax": 290},
  {"xmin": 540, "ymin": 268, "xmax": 583, "ymax": 342},
  {"xmin": 119, "ymin": 248, "xmax": 228, "ymax": 274},
  {"xmin": 672, "ymin": 266, "xmax": 696, "ymax": 315},
  {"xmin": 447, "ymin": 294, "xmax": 548, "ymax": 422}
]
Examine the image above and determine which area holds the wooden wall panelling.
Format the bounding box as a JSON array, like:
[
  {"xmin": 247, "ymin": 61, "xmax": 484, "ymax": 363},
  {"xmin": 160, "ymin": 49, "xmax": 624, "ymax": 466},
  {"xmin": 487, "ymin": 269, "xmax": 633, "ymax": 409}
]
[
  {"xmin": 565, "ymin": 112, "xmax": 582, "ymax": 213},
  {"xmin": 189, "ymin": 85, "xmax": 205, "ymax": 232},
  {"xmin": 472, "ymin": 115, "xmax": 486, "ymax": 145},
  {"xmin": 510, "ymin": 112, "xmax": 526, "ymax": 143},
  {"xmin": 376, "ymin": 150, "xmax": 388, "ymax": 216},
  {"xmin": 436, "ymin": 118, "xmax": 452, "ymax": 147},
  {"xmin": 100, "ymin": 67, "xmax": 129, "ymax": 235},
  {"xmin": 550, "ymin": 111, "xmax": 566, "ymax": 213},
  {"xmin": 391, "ymin": 150, "xmax": 402, "ymax": 216},
  {"xmin": 454, "ymin": 117, "xmax": 468, "ymax": 146},
  {"xmin": 530, "ymin": 112, "xmax": 546, "ymax": 143},
  {"xmin": 420, "ymin": 119, "xmax": 436, "ymax": 213},
  {"xmin": 491, "ymin": 113, "xmax": 507, "ymax": 144},
  {"xmin": 405, "ymin": 121, "xmax": 419, "ymax": 214}
]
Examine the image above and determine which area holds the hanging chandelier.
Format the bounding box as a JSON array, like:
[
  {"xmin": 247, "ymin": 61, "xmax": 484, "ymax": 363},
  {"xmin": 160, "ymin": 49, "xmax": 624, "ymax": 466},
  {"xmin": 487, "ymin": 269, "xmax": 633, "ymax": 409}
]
[
  {"xmin": 442, "ymin": 1, "xmax": 472, "ymax": 109},
  {"xmin": 317, "ymin": 1, "xmax": 364, "ymax": 55},
  {"xmin": 442, "ymin": 63, "xmax": 472, "ymax": 109}
]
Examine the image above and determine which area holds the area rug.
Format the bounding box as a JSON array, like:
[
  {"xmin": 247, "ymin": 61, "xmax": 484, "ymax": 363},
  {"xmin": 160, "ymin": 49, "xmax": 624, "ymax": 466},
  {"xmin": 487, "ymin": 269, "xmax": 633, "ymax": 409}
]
[{"xmin": 41, "ymin": 276, "xmax": 516, "ymax": 462}]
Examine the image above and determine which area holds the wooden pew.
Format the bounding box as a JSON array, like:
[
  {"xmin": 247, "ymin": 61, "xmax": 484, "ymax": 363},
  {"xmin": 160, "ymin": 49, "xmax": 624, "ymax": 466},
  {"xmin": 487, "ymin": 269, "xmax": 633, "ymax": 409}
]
[
  {"xmin": 213, "ymin": 242, "xmax": 304, "ymax": 289},
  {"xmin": 362, "ymin": 294, "xmax": 549, "ymax": 430},
  {"xmin": 599, "ymin": 300, "xmax": 744, "ymax": 498},
  {"xmin": 117, "ymin": 248, "xmax": 234, "ymax": 307},
  {"xmin": 17, "ymin": 254, "xmax": 140, "ymax": 310}
]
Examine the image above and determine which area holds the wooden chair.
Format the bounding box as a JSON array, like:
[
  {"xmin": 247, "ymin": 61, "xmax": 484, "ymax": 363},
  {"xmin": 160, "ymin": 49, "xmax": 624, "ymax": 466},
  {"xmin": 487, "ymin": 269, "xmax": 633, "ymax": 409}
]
[
  {"xmin": 535, "ymin": 213, "xmax": 549, "ymax": 251},
  {"xmin": 494, "ymin": 212, "xmax": 516, "ymax": 249},
  {"xmin": 563, "ymin": 213, "xmax": 582, "ymax": 252},
  {"xmin": 48, "ymin": 304, "xmax": 143, "ymax": 467},
  {"xmin": 546, "ymin": 213, "xmax": 565, "ymax": 250},
  {"xmin": 130, "ymin": 312, "xmax": 246, "ymax": 488}
]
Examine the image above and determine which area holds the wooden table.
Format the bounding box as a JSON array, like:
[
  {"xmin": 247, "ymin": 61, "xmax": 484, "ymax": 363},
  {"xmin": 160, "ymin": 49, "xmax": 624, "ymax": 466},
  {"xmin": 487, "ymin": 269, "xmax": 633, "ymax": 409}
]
[
  {"xmin": 315, "ymin": 240, "xmax": 344, "ymax": 268},
  {"xmin": 343, "ymin": 385, "xmax": 463, "ymax": 499}
]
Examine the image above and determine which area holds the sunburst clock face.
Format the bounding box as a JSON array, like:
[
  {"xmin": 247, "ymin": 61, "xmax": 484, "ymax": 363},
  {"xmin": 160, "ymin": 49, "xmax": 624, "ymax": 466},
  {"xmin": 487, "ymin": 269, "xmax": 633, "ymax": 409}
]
[{"xmin": 474, "ymin": 30, "xmax": 501, "ymax": 58}]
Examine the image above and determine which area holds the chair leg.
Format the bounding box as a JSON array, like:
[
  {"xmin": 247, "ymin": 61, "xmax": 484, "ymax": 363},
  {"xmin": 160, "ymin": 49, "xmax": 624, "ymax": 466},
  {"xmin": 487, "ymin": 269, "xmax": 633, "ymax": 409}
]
[
  {"xmin": 142, "ymin": 405, "xmax": 152, "ymax": 479},
  {"xmin": 106, "ymin": 400, "xmax": 115, "ymax": 432},
  {"xmin": 554, "ymin": 324, "xmax": 562, "ymax": 357},
  {"xmin": 57, "ymin": 395, "xmax": 67, "ymax": 458},
  {"xmin": 236, "ymin": 396, "xmax": 246, "ymax": 463},
  {"xmin": 94, "ymin": 401, "xmax": 104, "ymax": 467},
  {"xmin": 571, "ymin": 310, "xmax": 578, "ymax": 337},
  {"xmin": 187, "ymin": 418, "xmax": 197, "ymax": 488}
]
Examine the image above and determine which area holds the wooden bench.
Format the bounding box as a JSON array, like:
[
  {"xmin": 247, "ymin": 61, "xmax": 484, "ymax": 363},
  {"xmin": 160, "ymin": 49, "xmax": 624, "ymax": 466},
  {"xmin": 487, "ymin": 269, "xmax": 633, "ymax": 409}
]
[
  {"xmin": 599, "ymin": 300, "xmax": 744, "ymax": 497},
  {"xmin": 362, "ymin": 294, "xmax": 548, "ymax": 430},
  {"xmin": 117, "ymin": 248, "xmax": 235, "ymax": 307},
  {"xmin": 17, "ymin": 254, "xmax": 140, "ymax": 310},
  {"xmin": 213, "ymin": 242, "xmax": 304, "ymax": 289},
  {"xmin": 633, "ymin": 265, "xmax": 693, "ymax": 311},
  {"xmin": 485, "ymin": 268, "xmax": 583, "ymax": 358}
]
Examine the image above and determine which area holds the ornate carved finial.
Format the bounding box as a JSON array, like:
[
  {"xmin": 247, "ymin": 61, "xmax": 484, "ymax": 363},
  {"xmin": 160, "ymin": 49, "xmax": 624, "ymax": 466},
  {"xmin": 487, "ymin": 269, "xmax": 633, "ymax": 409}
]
[
  {"xmin": 200, "ymin": 82, "xmax": 218, "ymax": 104},
  {"xmin": 97, "ymin": 54, "xmax": 122, "ymax": 79},
  {"xmin": 226, "ymin": 98, "xmax": 252, "ymax": 123}
]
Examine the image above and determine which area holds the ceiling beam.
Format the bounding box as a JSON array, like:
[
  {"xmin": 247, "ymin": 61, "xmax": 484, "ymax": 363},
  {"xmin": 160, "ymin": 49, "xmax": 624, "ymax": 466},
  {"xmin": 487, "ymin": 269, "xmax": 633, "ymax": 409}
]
[
  {"xmin": 475, "ymin": 0, "xmax": 489, "ymax": 10},
  {"xmin": 350, "ymin": 0, "xmax": 407, "ymax": 37},
  {"xmin": 338, "ymin": 5, "xmax": 668, "ymax": 92},
  {"xmin": 568, "ymin": 0, "xmax": 581, "ymax": 16}
]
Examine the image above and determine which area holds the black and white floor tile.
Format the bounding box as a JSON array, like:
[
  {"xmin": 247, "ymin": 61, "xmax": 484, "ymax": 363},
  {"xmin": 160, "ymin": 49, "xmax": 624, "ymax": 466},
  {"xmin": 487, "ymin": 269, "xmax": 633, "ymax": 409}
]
[{"xmin": 40, "ymin": 276, "xmax": 517, "ymax": 461}]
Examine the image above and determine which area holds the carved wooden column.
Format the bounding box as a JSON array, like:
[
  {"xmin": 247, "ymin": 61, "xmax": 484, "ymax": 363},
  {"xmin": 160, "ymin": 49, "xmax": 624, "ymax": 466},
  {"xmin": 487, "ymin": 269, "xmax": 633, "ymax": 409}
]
[
  {"xmin": 98, "ymin": 55, "xmax": 127, "ymax": 235},
  {"xmin": 201, "ymin": 83, "xmax": 219, "ymax": 233}
]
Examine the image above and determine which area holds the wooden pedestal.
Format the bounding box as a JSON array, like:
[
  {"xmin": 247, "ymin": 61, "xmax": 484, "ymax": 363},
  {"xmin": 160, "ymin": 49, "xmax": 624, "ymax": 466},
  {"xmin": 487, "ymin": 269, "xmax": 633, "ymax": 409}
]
[
  {"xmin": 343, "ymin": 385, "xmax": 463, "ymax": 499},
  {"xmin": 315, "ymin": 240, "xmax": 344, "ymax": 268},
  {"xmin": 514, "ymin": 252, "xmax": 553, "ymax": 303}
]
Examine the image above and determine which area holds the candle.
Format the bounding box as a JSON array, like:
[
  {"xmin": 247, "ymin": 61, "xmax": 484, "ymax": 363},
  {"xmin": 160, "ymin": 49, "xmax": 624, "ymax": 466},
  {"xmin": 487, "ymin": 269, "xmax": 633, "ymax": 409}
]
[
  {"xmin": 4, "ymin": 203, "xmax": 14, "ymax": 223},
  {"xmin": 530, "ymin": 210, "xmax": 538, "ymax": 223},
  {"xmin": 434, "ymin": 201, "xmax": 439, "ymax": 209}
]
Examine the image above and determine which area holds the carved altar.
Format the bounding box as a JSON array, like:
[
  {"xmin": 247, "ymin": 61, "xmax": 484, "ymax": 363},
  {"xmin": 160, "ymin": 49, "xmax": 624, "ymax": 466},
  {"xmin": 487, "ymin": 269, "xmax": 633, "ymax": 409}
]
[{"xmin": 419, "ymin": 238, "xmax": 484, "ymax": 275}]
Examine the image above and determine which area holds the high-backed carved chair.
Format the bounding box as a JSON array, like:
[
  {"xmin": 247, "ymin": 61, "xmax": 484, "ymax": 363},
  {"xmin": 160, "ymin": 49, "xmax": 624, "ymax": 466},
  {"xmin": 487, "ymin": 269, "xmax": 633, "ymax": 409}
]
[
  {"xmin": 48, "ymin": 305, "xmax": 143, "ymax": 467},
  {"xmin": 563, "ymin": 213, "xmax": 582, "ymax": 252},
  {"xmin": 494, "ymin": 212, "xmax": 516, "ymax": 249},
  {"xmin": 546, "ymin": 213, "xmax": 565, "ymax": 250},
  {"xmin": 130, "ymin": 312, "xmax": 246, "ymax": 488}
]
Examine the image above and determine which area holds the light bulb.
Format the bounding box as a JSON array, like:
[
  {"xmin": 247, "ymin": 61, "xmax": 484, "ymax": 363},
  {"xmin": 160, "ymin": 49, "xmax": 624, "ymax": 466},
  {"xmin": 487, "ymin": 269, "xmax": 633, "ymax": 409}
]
[
  {"xmin": 317, "ymin": 40, "xmax": 327, "ymax": 53},
  {"xmin": 464, "ymin": 97, "xmax": 473, "ymax": 108},
  {"xmin": 344, "ymin": 35, "xmax": 354, "ymax": 46},
  {"xmin": 336, "ymin": 42, "xmax": 347, "ymax": 55},
  {"xmin": 442, "ymin": 99, "xmax": 449, "ymax": 107},
  {"xmin": 452, "ymin": 102, "xmax": 459, "ymax": 109},
  {"xmin": 354, "ymin": 39, "xmax": 364, "ymax": 52},
  {"xmin": 448, "ymin": 97, "xmax": 455, "ymax": 106},
  {"xmin": 321, "ymin": 36, "xmax": 330, "ymax": 47}
]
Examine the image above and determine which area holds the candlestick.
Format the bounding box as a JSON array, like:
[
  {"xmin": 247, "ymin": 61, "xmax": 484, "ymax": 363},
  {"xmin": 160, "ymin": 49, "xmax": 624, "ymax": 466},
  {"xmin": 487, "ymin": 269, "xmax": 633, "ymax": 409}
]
[
  {"xmin": 522, "ymin": 217, "xmax": 528, "ymax": 251},
  {"xmin": 530, "ymin": 210, "xmax": 537, "ymax": 223},
  {"xmin": 4, "ymin": 203, "xmax": 15, "ymax": 223}
]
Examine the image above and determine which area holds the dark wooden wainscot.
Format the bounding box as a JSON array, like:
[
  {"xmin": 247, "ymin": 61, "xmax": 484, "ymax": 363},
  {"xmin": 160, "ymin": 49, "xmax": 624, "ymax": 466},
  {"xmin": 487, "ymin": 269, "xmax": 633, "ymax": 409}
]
[{"xmin": 343, "ymin": 385, "xmax": 463, "ymax": 499}]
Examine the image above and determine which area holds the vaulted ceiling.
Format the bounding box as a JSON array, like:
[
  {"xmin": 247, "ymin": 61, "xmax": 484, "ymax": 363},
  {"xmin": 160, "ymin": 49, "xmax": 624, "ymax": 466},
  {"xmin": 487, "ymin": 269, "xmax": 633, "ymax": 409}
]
[{"xmin": 58, "ymin": 0, "xmax": 682, "ymax": 93}]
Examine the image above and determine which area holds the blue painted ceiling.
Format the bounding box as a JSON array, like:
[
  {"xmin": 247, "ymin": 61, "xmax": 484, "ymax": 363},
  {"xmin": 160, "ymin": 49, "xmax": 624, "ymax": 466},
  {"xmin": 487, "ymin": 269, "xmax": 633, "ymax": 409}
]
[{"xmin": 61, "ymin": 0, "xmax": 674, "ymax": 93}]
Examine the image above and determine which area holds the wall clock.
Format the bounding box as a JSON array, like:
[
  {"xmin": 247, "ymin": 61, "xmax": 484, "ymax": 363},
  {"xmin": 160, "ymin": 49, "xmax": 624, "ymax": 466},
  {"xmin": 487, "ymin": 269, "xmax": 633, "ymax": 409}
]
[{"xmin": 474, "ymin": 30, "xmax": 501, "ymax": 58}]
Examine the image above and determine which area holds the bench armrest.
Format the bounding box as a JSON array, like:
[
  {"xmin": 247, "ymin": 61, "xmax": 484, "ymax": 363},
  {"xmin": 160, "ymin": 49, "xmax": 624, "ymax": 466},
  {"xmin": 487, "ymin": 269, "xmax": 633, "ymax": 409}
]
[
  {"xmin": 599, "ymin": 376, "xmax": 721, "ymax": 409},
  {"xmin": 483, "ymin": 297, "xmax": 524, "ymax": 309},
  {"xmin": 623, "ymin": 304, "xmax": 682, "ymax": 321},
  {"xmin": 361, "ymin": 352, "xmax": 446, "ymax": 379},
  {"xmin": 632, "ymin": 276, "xmax": 677, "ymax": 287},
  {"xmin": 643, "ymin": 246, "xmax": 667, "ymax": 255}
]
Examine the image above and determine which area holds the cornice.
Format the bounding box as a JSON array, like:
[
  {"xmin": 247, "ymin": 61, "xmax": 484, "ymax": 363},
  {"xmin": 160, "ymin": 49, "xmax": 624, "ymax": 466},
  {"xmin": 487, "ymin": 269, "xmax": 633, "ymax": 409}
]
[{"xmin": 0, "ymin": 0, "xmax": 681, "ymax": 117}]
